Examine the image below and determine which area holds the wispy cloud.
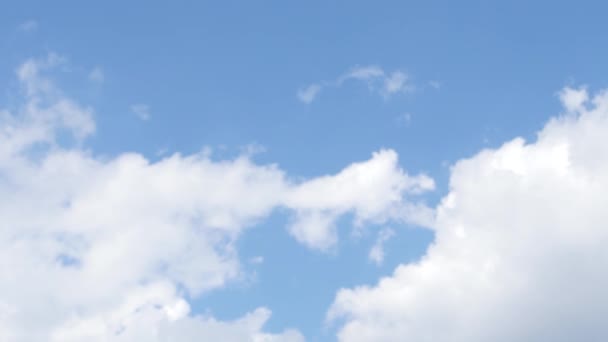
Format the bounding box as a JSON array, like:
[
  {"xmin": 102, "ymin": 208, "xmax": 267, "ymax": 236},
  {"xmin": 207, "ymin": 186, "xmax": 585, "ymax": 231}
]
[
  {"xmin": 338, "ymin": 65, "xmax": 385, "ymax": 83},
  {"xmin": 383, "ymin": 71, "xmax": 411, "ymax": 96},
  {"xmin": 428, "ymin": 80, "xmax": 442, "ymax": 90},
  {"xmin": 249, "ymin": 256, "xmax": 265, "ymax": 265},
  {"xmin": 131, "ymin": 104, "xmax": 151, "ymax": 121},
  {"xmin": 18, "ymin": 20, "xmax": 38, "ymax": 33},
  {"xmin": 297, "ymin": 65, "xmax": 413, "ymax": 104},
  {"xmin": 297, "ymin": 84, "xmax": 322, "ymax": 104},
  {"xmin": 396, "ymin": 112, "xmax": 412, "ymax": 127},
  {"xmin": 368, "ymin": 228, "xmax": 395, "ymax": 266},
  {"xmin": 88, "ymin": 66, "xmax": 104, "ymax": 83}
]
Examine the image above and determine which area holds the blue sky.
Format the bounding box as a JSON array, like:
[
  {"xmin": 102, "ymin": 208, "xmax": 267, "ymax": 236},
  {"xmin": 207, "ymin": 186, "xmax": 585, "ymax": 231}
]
[{"xmin": 3, "ymin": 1, "xmax": 608, "ymax": 341}]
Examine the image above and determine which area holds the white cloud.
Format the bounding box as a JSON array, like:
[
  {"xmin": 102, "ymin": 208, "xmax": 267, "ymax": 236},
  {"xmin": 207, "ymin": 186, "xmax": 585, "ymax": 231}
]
[
  {"xmin": 1, "ymin": 55, "xmax": 306, "ymax": 341},
  {"xmin": 16, "ymin": 53, "xmax": 67, "ymax": 97},
  {"xmin": 382, "ymin": 71, "xmax": 410, "ymax": 96},
  {"xmin": 559, "ymin": 86, "xmax": 588, "ymax": 113},
  {"xmin": 3, "ymin": 54, "xmax": 94, "ymax": 154},
  {"xmin": 285, "ymin": 149, "xmax": 434, "ymax": 250},
  {"xmin": 340, "ymin": 65, "xmax": 385, "ymax": 82},
  {"xmin": 88, "ymin": 67, "xmax": 104, "ymax": 83},
  {"xmin": 328, "ymin": 86, "xmax": 608, "ymax": 341},
  {"xmin": 297, "ymin": 66, "xmax": 413, "ymax": 103},
  {"xmin": 0, "ymin": 55, "xmax": 433, "ymax": 340},
  {"xmin": 18, "ymin": 20, "xmax": 38, "ymax": 33},
  {"xmin": 131, "ymin": 104, "xmax": 150, "ymax": 120},
  {"xmin": 368, "ymin": 228, "xmax": 395, "ymax": 266},
  {"xmin": 297, "ymin": 84, "xmax": 322, "ymax": 104}
]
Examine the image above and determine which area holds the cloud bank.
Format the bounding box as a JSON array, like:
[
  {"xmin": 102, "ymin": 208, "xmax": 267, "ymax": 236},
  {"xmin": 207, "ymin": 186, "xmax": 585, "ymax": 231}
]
[
  {"xmin": 8, "ymin": 52, "xmax": 608, "ymax": 342},
  {"xmin": 328, "ymin": 86, "xmax": 608, "ymax": 341},
  {"xmin": 0, "ymin": 55, "xmax": 432, "ymax": 341}
]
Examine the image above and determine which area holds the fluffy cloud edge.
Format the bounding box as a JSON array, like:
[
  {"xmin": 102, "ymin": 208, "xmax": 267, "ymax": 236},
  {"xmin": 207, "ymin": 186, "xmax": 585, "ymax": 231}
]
[
  {"xmin": 0, "ymin": 54, "xmax": 436, "ymax": 341},
  {"xmin": 327, "ymin": 86, "xmax": 608, "ymax": 341}
]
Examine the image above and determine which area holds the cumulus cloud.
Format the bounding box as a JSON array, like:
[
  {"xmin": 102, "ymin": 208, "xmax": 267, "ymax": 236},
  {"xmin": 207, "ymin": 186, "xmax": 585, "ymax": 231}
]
[
  {"xmin": 285, "ymin": 150, "xmax": 434, "ymax": 250},
  {"xmin": 559, "ymin": 86, "xmax": 588, "ymax": 113},
  {"xmin": 297, "ymin": 65, "xmax": 413, "ymax": 104},
  {"xmin": 0, "ymin": 55, "xmax": 432, "ymax": 340},
  {"xmin": 1, "ymin": 55, "xmax": 308, "ymax": 341},
  {"xmin": 5, "ymin": 54, "xmax": 94, "ymax": 151},
  {"xmin": 328, "ymin": 86, "xmax": 608, "ymax": 341}
]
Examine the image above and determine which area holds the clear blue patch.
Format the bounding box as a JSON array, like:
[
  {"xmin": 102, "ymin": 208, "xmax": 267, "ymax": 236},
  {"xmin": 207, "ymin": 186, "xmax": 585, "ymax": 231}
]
[
  {"xmin": 193, "ymin": 211, "xmax": 434, "ymax": 341},
  {"xmin": 56, "ymin": 253, "xmax": 81, "ymax": 268}
]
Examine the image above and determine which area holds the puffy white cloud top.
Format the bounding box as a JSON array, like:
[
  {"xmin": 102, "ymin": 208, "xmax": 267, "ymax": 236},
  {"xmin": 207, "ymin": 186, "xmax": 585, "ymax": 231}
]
[
  {"xmin": 328, "ymin": 87, "xmax": 608, "ymax": 341},
  {"xmin": 0, "ymin": 55, "xmax": 432, "ymax": 341},
  {"xmin": 8, "ymin": 53, "xmax": 607, "ymax": 342}
]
